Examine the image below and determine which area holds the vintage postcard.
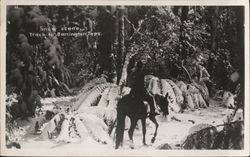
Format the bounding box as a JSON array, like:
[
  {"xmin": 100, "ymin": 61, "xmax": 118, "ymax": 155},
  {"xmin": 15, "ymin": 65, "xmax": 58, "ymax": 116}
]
[{"xmin": 0, "ymin": 0, "xmax": 249, "ymax": 156}]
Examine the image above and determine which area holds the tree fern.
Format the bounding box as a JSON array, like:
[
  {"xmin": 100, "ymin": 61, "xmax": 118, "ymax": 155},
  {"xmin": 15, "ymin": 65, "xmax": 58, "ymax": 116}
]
[
  {"xmin": 56, "ymin": 119, "xmax": 71, "ymax": 143},
  {"xmin": 160, "ymin": 79, "xmax": 179, "ymax": 113},
  {"xmin": 198, "ymin": 93, "xmax": 207, "ymax": 108},
  {"xmin": 79, "ymin": 76, "xmax": 107, "ymax": 93},
  {"xmin": 39, "ymin": 111, "xmax": 112, "ymax": 144},
  {"xmin": 144, "ymin": 75, "xmax": 155, "ymax": 86},
  {"xmin": 198, "ymin": 80, "xmax": 209, "ymax": 102},
  {"xmin": 97, "ymin": 87, "xmax": 111, "ymax": 107},
  {"xmin": 147, "ymin": 76, "xmax": 161, "ymax": 95},
  {"xmin": 72, "ymin": 77, "xmax": 109, "ymax": 110},
  {"xmin": 177, "ymin": 81, "xmax": 188, "ymax": 93},
  {"xmin": 40, "ymin": 113, "xmax": 63, "ymax": 139},
  {"xmin": 73, "ymin": 117, "xmax": 88, "ymax": 140},
  {"xmin": 168, "ymin": 80, "xmax": 184, "ymax": 106},
  {"xmin": 190, "ymin": 93, "xmax": 199, "ymax": 109},
  {"xmin": 77, "ymin": 106, "xmax": 117, "ymax": 126},
  {"xmin": 75, "ymin": 83, "xmax": 115, "ymax": 111},
  {"xmin": 183, "ymin": 91, "xmax": 195, "ymax": 110},
  {"xmin": 107, "ymin": 86, "xmax": 120, "ymax": 109},
  {"xmin": 77, "ymin": 113, "xmax": 110, "ymax": 144}
]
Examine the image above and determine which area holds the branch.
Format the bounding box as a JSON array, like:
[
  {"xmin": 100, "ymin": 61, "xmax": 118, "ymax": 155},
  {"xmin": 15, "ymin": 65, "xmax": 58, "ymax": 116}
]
[
  {"xmin": 124, "ymin": 17, "xmax": 144, "ymax": 41},
  {"xmin": 181, "ymin": 60, "xmax": 192, "ymax": 83},
  {"xmin": 124, "ymin": 16, "xmax": 136, "ymax": 32},
  {"xmin": 104, "ymin": 8, "xmax": 117, "ymax": 20},
  {"xmin": 118, "ymin": 47, "xmax": 138, "ymax": 86}
]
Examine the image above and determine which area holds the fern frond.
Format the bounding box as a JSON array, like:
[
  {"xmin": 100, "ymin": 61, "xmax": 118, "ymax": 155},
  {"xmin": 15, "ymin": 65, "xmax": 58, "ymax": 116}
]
[
  {"xmin": 183, "ymin": 91, "xmax": 195, "ymax": 110},
  {"xmin": 75, "ymin": 83, "xmax": 115, "ymax": 111},
  {"xmin": 187, "ymin": 84, "xmax": 200, "ymax": 94},
  {"xmin": 169, "ymin": 81, "xmax": 184, "ymax": 105},
  {"xmin": 77, "ymin": 106, "xmax": 117, "ymax": 124},
  {"xmin": 177, "ymin": 81, "xmax": 187, "ymax": 93},
  {"xmin": 198, "ymin": 93, "xmax": 207, "ymax": 108},
  {"xmin": 190, "ymin": 93, "xmax": 199, "ymax": 109},
  {"xmin": 165, "ymin": 79, "xmax": 176, "ymax": 88},
  {"xmin": 56, "ymin": 119, "xmax": 70, "ymax": 143},
  {"xmin": 162, "ymin": 79, "xmax": 182, "ymax": 113},
  {"xmin": 77, "ymin": 113, "xmax": 111, "ymax": 144},
  {"xmin": 146, "ymin": 76, "xmax": 161, "ymax": 95},
  {"xmin": 73, "ymin": 117, "xmax": 88, "ymax": 140},
  {"xmin": 106, "ymin": 86, "xmax": 119, "ymax": 109},
  {"xmin": 198, "ymin": 81, "xmax": 209, "ymax": 101},
  {"xmin": 40, "ymin": 113, "xmax": 63, "ymax": 139},
  {"xmin": 73, "ymin": 77, "xmax": 110, "ymax": 109},
  {"xmin": 144, "ymin": 75, "xmax": 155, "ymax": 85},
  {"xmin": 97, "ymin": 87, "xmax": 111, "ymax": 107},
  {"xmin": 79, "ymin": 77, "xmax": 107, "ymax": 93},
  {"xmin": 41, "ymin": 96, "xmax": 75, "ymax": 105}
]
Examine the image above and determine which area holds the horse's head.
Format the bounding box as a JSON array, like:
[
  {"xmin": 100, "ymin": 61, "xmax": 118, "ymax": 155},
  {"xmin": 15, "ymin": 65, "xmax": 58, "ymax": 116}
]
[{"xmin": 154, "ymin": 93, "xmax": 170, "ymax": 117}]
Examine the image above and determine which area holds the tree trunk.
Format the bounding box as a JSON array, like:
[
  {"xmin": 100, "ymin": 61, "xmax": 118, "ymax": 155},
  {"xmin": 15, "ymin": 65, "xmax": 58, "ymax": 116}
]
[
  {"xmin": 179, "ymin": 6, "xmax": 189, "ymax": 59},
  {"xmin": 118, "ymin": 46, "xmax": 134, "ymax": 86},
  {"xmin": 96, "ymin": 7, "xmax": 117, "ymax": 83},
  {"xmin": 116, "ymin": 6, "xmax": 126, "ymax": 84},
  {"xmin": 235, "ymin": 7, "xmax": 244, "ymax": 110},
  {"xmin": 208, "ymin": 6, "xmax": 218, "ymax": 80}
]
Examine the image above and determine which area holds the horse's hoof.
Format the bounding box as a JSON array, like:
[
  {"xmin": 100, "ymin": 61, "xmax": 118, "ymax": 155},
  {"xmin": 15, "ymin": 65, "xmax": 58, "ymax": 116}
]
[
  {"xmin": 129, "ymin": 140, "xmax": 134, "ymax": 149},
  {"xmin": 102, "ymin": 141, "xmax": 107, "ymax": 144},
  {"xmin": 151, "ymin": 137, "xmax": 156, "ymax": 143}
]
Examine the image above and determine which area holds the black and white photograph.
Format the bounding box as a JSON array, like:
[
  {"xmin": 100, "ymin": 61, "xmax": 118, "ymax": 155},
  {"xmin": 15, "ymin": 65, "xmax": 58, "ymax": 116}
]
[{"xmin": 1, "ymin": 0, "xmax": 249, "ymax": 156}]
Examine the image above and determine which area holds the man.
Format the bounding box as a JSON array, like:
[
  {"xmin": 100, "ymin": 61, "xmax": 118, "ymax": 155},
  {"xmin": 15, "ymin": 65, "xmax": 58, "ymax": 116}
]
[{"xmin": 129, "ymin": 61, "xmax": 159, "ymax": 117}]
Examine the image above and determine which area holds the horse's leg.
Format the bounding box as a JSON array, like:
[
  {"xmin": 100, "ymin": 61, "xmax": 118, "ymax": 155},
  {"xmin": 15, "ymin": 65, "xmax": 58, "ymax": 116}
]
[
  {"xmin": 149, "ymin": 115, "xmax": 159, "ymax": 143},
  {"xmin": 115, "ymin": 113, "xmax": 126, "ymax": 149},
  {"xmin": 128, "ymin": 118, "xmax": 138, "ymax": 149},
  {"xmin": 141, "ymin": 118, "xmax": 147, "ymax": 145}
]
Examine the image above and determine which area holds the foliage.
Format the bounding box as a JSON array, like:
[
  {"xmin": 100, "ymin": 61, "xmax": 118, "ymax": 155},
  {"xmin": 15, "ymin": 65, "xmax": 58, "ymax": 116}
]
[
  {"xmin": 6, "ymin": 93, "xmax": 26, "ymax": 148},
  {"xmin": 6, "ymin": 5, "xmax": 244, "ymax": 131},
  {"xmin": 181, "ymin": 124, "xmax": 218, "ymax": 149}
]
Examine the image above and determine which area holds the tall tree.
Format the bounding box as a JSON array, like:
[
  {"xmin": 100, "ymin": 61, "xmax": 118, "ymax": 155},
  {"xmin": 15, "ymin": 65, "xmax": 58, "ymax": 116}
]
[
  {"xmin": 116, "ymin": 6, "xmax": 126, "ymax": 84},
  {"xmin": 207, "ymin": 7, "xmax": 218, "ymax": 79},
  {"xmin": 235, "ymin": 6, "xmax": 244, "ymax": 109},
  {"xmin": 96, "ymin": 7, "xmax": 117, "ymax": 83},
  {"xmin": 179, "ymin": 6, "xmax": 189, "ymax": 59}
]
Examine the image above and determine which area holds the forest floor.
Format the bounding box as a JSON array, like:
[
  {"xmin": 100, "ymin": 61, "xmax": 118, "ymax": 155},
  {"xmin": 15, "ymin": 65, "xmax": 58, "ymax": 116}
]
[{"xmin": 15, "ymin": 98, "xmax": 228, "ymax": 150}]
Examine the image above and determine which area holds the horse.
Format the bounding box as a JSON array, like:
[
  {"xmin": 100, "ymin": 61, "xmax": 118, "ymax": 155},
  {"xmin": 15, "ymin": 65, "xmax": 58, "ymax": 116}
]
[{"xmin": 115, "ymin": 93, "xmax": 169, "ymax": 149}]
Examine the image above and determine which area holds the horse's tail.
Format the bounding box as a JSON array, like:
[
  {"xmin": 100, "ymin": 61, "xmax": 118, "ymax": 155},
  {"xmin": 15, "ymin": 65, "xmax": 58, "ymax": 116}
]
[{"xmin": 115, "ymin": 107, "xmax": 126, "ymax": 149}]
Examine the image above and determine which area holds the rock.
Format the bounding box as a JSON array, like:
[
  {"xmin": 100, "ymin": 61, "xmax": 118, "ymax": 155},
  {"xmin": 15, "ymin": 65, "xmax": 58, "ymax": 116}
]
[
  {"xmin": 156, "ymin": 143, "xmax": 172, "ymax": 150},
  {"xmin": 213, "ymin": 121, "xmax": 244, "ymax": 149},
  {"xmin": 181, "ymin": 124, "xmax": 218, "ymax": 149},
  {"xmin": 233, "ymin": 108, "xmax": 243, "ymax": 122},
  {"xmin": 222, "ymin": 91, "xmax": 236, "ymax": 109},
  {"xmin": 188, "ymin": 123, "xmax": 214, "ymax": 134}
]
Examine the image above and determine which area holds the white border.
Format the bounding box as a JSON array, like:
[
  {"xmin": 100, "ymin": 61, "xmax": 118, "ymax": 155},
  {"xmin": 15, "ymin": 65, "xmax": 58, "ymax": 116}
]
[
  {"xmin": 3, "ymin": 0, "xmax": 249, "ymax": 6},
  {"xmin": 1, "ymin": 0, "xmax": 249, "ymax": 156}
]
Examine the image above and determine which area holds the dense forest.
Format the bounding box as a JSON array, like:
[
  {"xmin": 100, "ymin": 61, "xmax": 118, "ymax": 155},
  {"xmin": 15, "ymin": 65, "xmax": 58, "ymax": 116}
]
[{"xmin": 5, "ymin": 6, "xmax": 244, "ymax": 150}]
